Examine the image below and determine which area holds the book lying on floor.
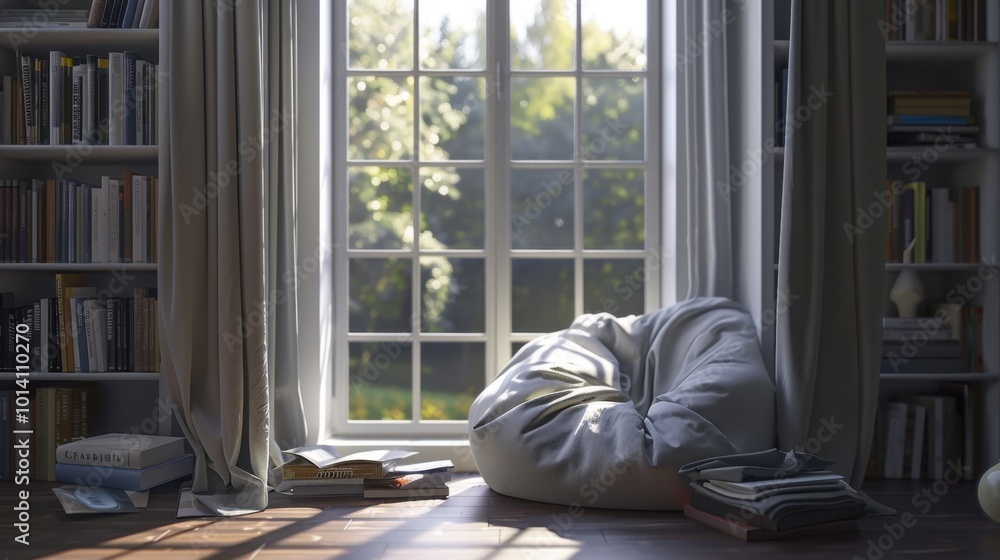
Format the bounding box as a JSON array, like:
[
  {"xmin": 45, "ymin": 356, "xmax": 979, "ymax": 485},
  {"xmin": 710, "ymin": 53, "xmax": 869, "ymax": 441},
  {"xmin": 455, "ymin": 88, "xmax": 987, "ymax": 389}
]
[
  {"xmin": 279, "ymin": 449, "xmax": 417, "ymax": 480},
  {"xmin": 688, "ymin": 480, "xmax": 867, "ymax": 532},
  {"xmin": 363, "ymin": 472, "xmax": 452, "ymax": 499},
  {"xmin": 683, "ymin": 505, "xmax": 858, "ymax": 541},
  {"xmin": 277, "ymin": 459, "xmax": 455, "ymax": 497},
  {"xmin": 55, "ymin": 454, "xmax": 195, "ymax": 491}
]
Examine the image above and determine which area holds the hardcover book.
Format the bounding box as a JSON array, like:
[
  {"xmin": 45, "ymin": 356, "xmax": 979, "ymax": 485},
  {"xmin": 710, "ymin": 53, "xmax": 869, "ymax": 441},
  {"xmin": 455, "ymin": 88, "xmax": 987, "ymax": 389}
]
[
  {"xmin": 55, "ymin": 453, "xmax": 194, "ymax": 491},
  {"xmin": 279, "ymin": 448, "xmax": 417, "ymax": 480},
  {"xmin": 55, "ymin": 433, "xmax": 187, "ymax": 469}
]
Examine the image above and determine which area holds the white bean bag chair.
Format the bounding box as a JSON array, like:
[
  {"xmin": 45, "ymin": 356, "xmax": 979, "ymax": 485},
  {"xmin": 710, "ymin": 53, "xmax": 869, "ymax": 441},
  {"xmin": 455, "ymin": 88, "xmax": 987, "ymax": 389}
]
[{"xmin": 467, "ymin": 297, "xmax": 776, "ymax": 510}]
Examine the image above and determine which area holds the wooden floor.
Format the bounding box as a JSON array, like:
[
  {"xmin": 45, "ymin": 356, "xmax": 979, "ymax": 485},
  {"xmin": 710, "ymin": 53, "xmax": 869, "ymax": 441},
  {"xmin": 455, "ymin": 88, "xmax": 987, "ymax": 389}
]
[{"xmin": 1, "ymin": 476, "xmax": 998, "ymax": 560}]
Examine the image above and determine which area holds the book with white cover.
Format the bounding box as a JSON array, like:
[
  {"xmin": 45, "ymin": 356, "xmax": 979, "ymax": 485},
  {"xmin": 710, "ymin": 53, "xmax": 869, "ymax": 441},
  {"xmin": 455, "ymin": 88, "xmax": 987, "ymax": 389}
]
[{"xmin": 56, "ymin": 433, "xmax": 187, "ymax": 469}]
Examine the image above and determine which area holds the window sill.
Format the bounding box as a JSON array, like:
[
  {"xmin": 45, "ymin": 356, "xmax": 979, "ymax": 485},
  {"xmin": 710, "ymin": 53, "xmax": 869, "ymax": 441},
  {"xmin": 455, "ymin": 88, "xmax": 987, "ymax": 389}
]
[{"xmin": 320, "ymin": 438, "xmax": 478, "ymax": 473}]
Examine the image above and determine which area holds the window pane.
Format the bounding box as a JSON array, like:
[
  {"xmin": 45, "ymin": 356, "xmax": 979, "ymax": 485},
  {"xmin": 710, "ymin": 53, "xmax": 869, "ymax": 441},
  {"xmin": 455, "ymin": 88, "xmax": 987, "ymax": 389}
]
[
  {"xmin": 420, "ymin": 77, "xmax": 486, "ymax": 161},
  {"xmin": 350, "ymin": 258, "xmax": 412, "ymax": 332},
  {"xmin": 583, "ymin": 169, "xmax": 644, "ymax": 250},
  {"xmin": 510, "ymin": 0, "xmax": 576, "ymax": 70},
  {"xmin": 510, "ymin": 169, "xmax": 573, "ymax": 249},
  {"xmin": 581, "ymin": 0, "xmax": 647, "ymax": 70},
  {"xmin": 582, "ymin": 78, "xmax": 645, "ymax": 161},
  {"xmin": 421, "ymin": 257, "xmax": 486, "ymax": 333},
  {"xmin": 349, "ymin": 166, "xmax": 413, "ymax": 250},
  {"xmin": 584, "ymin": 259, "xmax": 645, "ymax": 317},
  {"xmin": 348, "ymin": 0, "xmax": 414, "ymax": 69},
  {"xmin": 419, "ymin": 0, "xmax": 486, "ymax": 69},
  {"xmin": 349, "ymin": 76, "xmax": 414, "ymax": 161},
  {"xmin": 512, "ymin": 259, "xmax": 574, "ymax": 332},
  {"xmin": 349, "ymin": 342, "xmax": 413, "ymax": 420},
  {"xmin": 420, "ymin": 168, "xmax": 484, "ymax": 249},
  {"xmin": 511, "ymin": 77, "xmax": 575, "ymax": 160},
  {"xmin": 421, "ymin": 342, "xmax": 485, "ymax": 420}
]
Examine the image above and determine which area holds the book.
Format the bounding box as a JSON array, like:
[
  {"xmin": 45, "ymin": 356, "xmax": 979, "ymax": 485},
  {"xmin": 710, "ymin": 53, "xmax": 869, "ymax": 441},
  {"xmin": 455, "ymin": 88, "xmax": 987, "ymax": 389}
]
[
  {"xmin": 363, "ymin": 472, "xmax": 451, "ymax": 499},
  {"xmin": 55, "ymin": 453, "xmax": 194, "ymax": 491},
  {"xmin": 279, "ymin": 449, "xmax": 417, "ymax": 480},
  {"xmin": 688, "ymin": 482, "xmax": 867, "ymax": 533},
  {"xmin": 55, "ymin": 433, "xmax": 187, "ymax": 469},
  {"xmin": 683, "ymin": 505, "xmax": 858, "ymax": 541}
]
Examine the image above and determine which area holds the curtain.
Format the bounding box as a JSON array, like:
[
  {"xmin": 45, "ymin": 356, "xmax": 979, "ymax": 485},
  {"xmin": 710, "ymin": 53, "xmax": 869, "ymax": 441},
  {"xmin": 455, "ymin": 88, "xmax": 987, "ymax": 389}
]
[
  {"xmin": 159, "ymin": 0, "xmax": 307, "ymax": 515},
  {"xmin": 775, "ymin": 0, "xmax": 886, "ymax": 488},
  {"xmin": 664, "ymin": 0, "xmax": 734, "ymax": 301}
]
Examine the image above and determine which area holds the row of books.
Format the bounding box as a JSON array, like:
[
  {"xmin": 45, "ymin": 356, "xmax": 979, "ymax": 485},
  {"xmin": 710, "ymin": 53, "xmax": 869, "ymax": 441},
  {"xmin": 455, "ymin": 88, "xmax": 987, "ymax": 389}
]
[
  {"xmin": 884, "ymin": 181, "xmax": 979, "ymax": 264},
  {"xmin": 868, "ymin": 385, "xmax": 979, "ymax": 480},
  {"xmin": 0, "ymin": 383, "xmax": 98, "ymax": 482},
  {"xmin": 882, "ymin": 0, "xmax": 988, "ymax": 42},
  {"xmin": 87, "ymin": 0, "xmax": 159, "ymax": 29},
  {"xmin": 882, "ymin": 308, "xmax": 984, "ymax": 373},
  {"xmin": 0, "ymin": 175, "xmax": 158, "ymax": 264},
  {"xmin": 275, "ymin": 447, "xmax": 454, "ymax": 500},
  {"xmin": 887, "ymin": 90, "xmax": 978, "ymax": 147},
  {"xmin": 55, "ymin": 432, "xmax": 191, "ymax": 492},
  {"xmin": 0, "ymin": 50, "xmax": 157, "ymax": 146},
  {"xmin": 0, "ymin": 279, "xmax": 160, "ymax": 374},
  {"xmin": 0, "ymin": 1, "xmax": 158, "ymax": 29}
]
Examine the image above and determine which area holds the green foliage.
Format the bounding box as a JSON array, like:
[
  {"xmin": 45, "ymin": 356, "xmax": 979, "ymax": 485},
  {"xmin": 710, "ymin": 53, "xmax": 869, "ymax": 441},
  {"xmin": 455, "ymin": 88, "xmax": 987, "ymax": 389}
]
[{"xmin": 346, "ymin": 0, "xmax": 649, "ymax": 420}]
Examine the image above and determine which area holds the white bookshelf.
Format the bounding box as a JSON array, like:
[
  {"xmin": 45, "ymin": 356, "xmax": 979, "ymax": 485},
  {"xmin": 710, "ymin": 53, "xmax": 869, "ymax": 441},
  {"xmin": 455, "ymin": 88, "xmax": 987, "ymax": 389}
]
[
  {"xmin": 730, "ymin": 0, "xmax": 999, "ymax": 477},
  {"xmin": 0, "ymin": 20, "xmax": 166, "ymax": 448}
]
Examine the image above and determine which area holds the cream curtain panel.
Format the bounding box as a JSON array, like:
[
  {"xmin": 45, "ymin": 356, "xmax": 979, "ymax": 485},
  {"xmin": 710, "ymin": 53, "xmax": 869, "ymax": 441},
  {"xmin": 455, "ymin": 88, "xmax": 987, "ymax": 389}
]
[
  {"xmin": 775, "ymin": 0, "xmax": 887, "ymax": 488},
  {"xmin": 159, "ymin": 0, "xmax": 306, "ymax": 515}
]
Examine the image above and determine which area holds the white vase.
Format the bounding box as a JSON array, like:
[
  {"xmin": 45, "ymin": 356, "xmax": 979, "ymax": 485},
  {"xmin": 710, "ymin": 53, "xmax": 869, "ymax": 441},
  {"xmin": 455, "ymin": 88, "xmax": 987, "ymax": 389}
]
[
  {"xmin": 979, "ymin": 462, "xmax": 1000, "ymax": 523},
  {"xmin": 889, "ymin": 269, "xmax": 924, "ymax": 318}
]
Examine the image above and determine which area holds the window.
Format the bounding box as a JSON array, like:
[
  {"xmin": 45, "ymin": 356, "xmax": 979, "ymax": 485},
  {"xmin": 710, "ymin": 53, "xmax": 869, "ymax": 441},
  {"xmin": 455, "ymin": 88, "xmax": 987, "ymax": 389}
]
[{"xmin": 333, "ymin": 0, "xmax": 659, "ymax": 435}]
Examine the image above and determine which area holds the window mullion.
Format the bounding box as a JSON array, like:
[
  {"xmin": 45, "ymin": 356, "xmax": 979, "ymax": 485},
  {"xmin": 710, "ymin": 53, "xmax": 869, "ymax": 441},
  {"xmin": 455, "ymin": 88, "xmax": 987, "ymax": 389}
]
[
  {"xmin": 573, "ymin": 0, "xmax": 584, "ymax": 318},
  {"xmin": 490, "ymin": 0, "xmax": 513, "ymax": 373},
  {"xmin": 412, "ymin": 0, "xmax": 422, "ymax": 424}
]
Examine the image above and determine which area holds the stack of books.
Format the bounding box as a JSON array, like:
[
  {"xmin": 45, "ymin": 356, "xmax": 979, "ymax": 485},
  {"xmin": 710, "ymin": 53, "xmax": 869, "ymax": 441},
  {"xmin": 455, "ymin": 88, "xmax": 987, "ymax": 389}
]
[
  {"xmin": 887, "ymin": 90, "xmax": 978, "ymax": 148},
  {"xmin": 683, "ymin": 457, "xmax": 867, "ymax": 540},
  {"xmin": 54, "ymin": 433, "xmax": 193, "ymax": 491},
  {"xmin": 274, "ymin": 446, "xmax": 453, "ymax": 499},
  {"xmin": 881, "ymin": 316, "xmax": 963, "ymax": 374}
]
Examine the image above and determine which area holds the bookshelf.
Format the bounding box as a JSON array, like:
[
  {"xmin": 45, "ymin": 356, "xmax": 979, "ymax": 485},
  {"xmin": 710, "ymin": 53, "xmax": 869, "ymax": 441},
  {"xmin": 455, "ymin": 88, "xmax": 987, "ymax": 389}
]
[
  {"xmin": 0, "ymin": 1, "xmax": 165, "ymax": 484},
  {"xmin": 730, "ymin": 0, "xmax": 999, "ymax": 480}
]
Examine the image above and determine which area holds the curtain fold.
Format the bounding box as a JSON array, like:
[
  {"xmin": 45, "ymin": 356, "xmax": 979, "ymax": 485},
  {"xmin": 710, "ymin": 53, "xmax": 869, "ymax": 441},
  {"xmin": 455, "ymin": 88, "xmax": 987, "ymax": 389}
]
[
  {"xmin": 159, "ymin": 0, "xmax": 308, "ymax": 515},
  {"xmin": 670, "ymin": 0, "xmax": 734, "ymax": 300},
  {"xmin": 775, "ymin": 0, "xmax": 886, "ymax": 488}
]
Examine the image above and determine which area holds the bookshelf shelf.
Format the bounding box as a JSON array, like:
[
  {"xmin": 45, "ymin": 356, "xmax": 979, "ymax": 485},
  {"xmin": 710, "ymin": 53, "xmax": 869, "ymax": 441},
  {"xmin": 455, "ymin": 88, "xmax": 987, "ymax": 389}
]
[
  {"xmin": 0, "ymin": 372, "xmax": 159, "ymax": 382},
  {"xmin": 885, "ymin": 263, "xmax": 985, "ymax": 271},
  {"xmin": 0, "ymin": 28, "xmax": 158, "ymax": 56},
  {"xmin": 880, "ymin": 372, "xmax": 998, "ymax": 382},
  {"xmin": 885, "ymin": 40, "xmax": 999, "ymax": 60},
  {"xmin": 886, "ymin": 146, "xmax": 997, "ymax": 162},
  {"xmin": 0, "ymin": 145, "xmax": 158, "ymax": 163},
  {"xmin": 0, "ymin": 263, "xmax": 157, "ymax": 272}
]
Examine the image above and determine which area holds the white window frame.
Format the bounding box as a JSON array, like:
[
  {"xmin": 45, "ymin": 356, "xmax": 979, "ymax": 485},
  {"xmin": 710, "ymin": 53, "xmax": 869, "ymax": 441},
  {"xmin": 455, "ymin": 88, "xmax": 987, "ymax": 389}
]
[{"xmin": 322, "ymin": 0, "xmax": 662, "ymax": 437}]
